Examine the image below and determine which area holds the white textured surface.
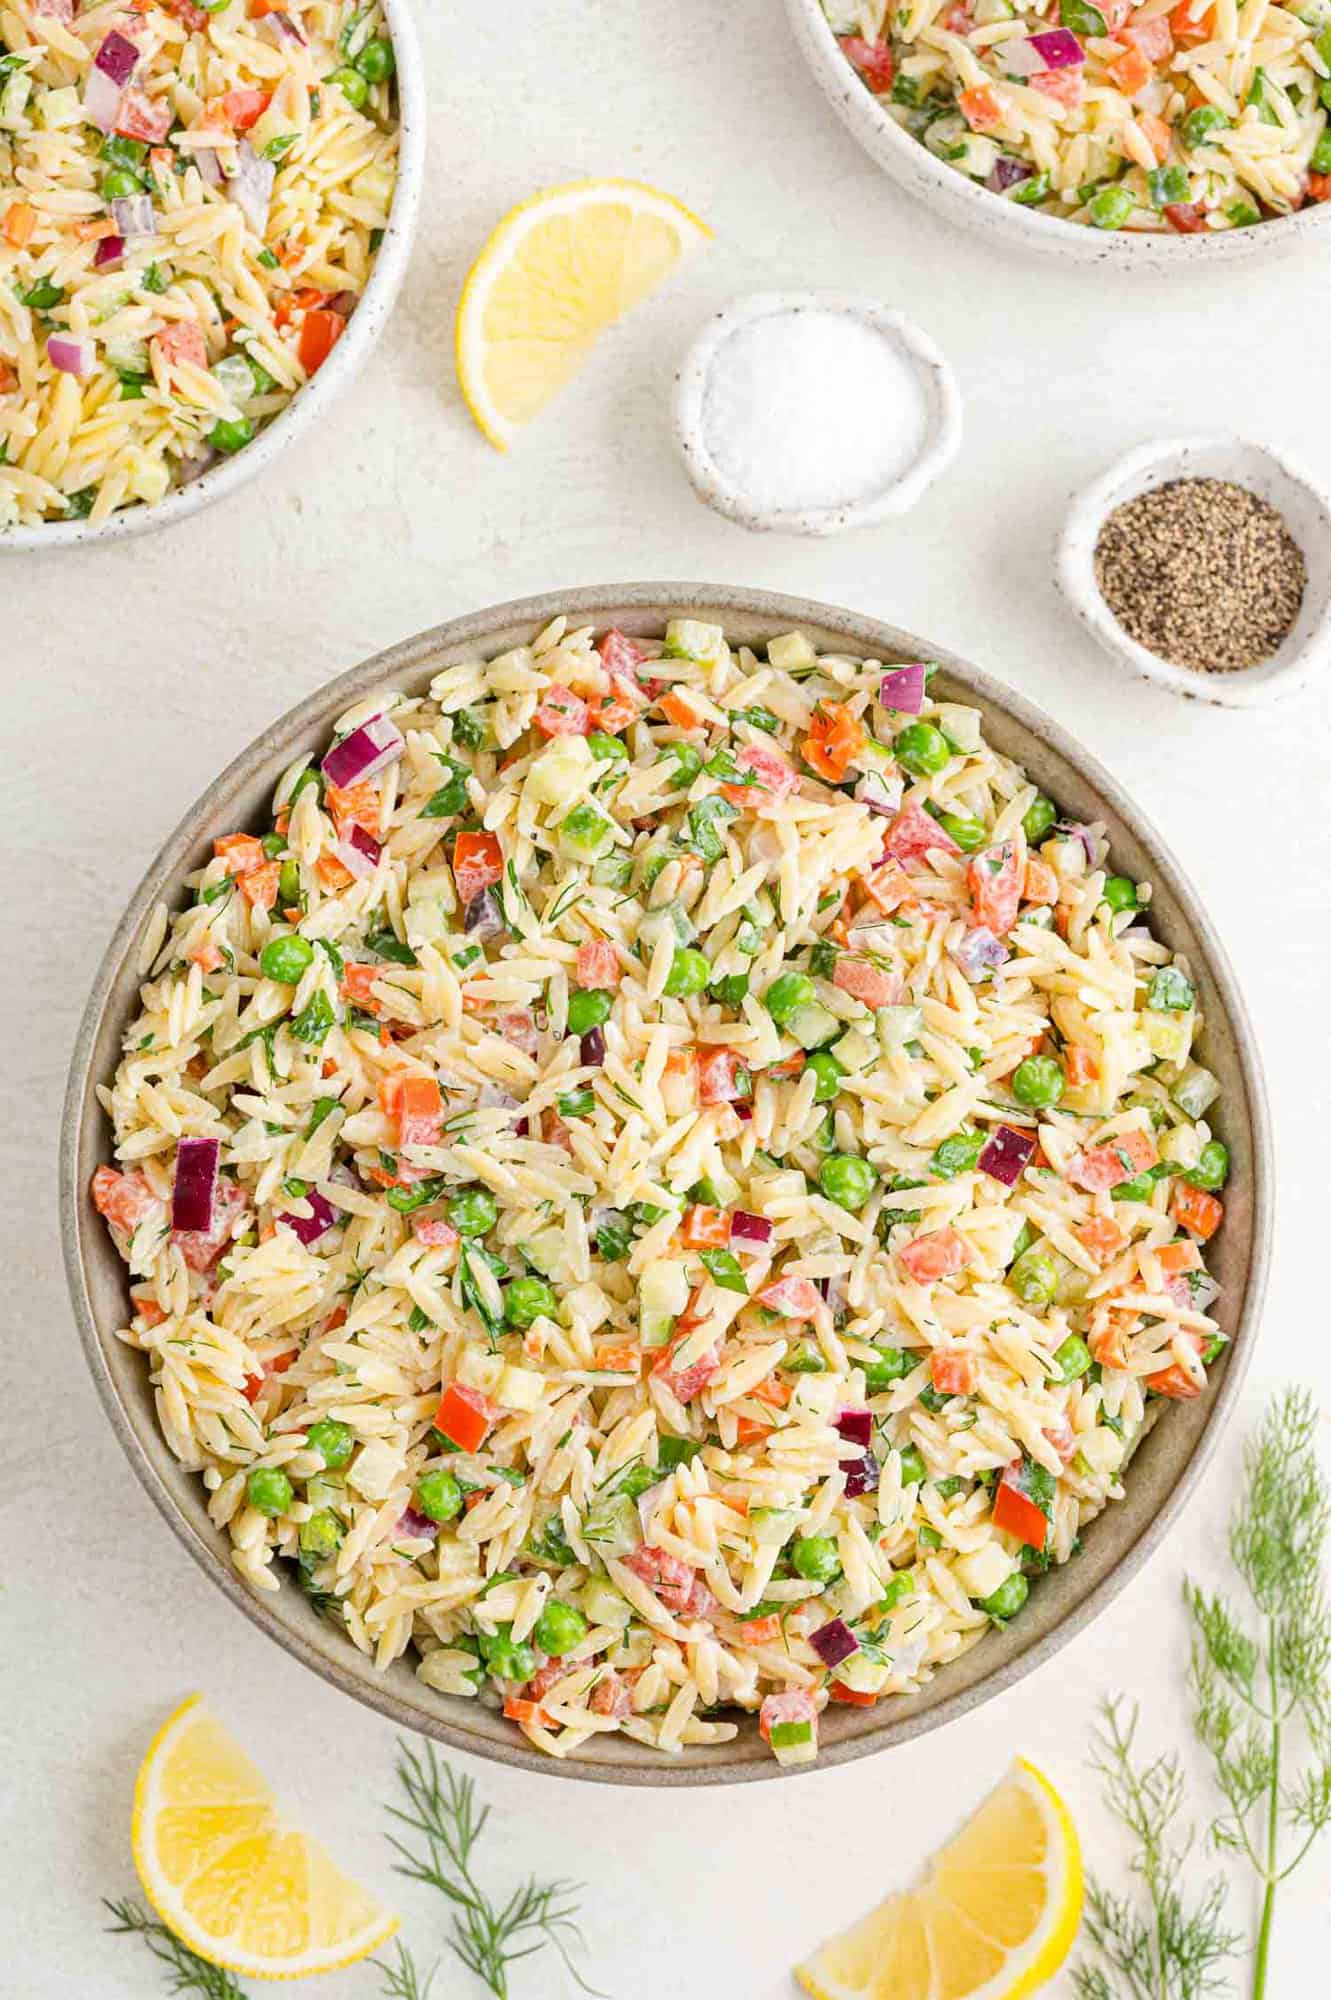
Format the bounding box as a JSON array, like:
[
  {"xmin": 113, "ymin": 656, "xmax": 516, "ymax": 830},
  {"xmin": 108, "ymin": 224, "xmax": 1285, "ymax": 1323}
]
[{"xmin": 4, "ymin": 1, "xmax": 1331, "ymax": 1994}]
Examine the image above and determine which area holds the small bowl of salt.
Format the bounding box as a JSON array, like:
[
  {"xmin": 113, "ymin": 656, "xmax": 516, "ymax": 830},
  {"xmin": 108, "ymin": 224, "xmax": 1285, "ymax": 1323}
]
[{"xmin": 673, "ymin": 291, "xmax": 962, "ymax": 537}]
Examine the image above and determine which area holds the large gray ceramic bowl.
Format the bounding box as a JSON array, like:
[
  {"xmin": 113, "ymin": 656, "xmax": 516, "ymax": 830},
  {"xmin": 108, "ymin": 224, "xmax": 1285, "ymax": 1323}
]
[{"xmin": 62, "ymin": 585, "xmax": 1272, "ymax": 1785}]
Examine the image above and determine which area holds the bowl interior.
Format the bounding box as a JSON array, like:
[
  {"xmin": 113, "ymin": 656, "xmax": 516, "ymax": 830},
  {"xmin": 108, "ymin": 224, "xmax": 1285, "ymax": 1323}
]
[
  {"xmin": 62, "ymin": 586, "xmax": 1271, "ymax": 1785},
  {"xmin": 1063, "ymin": 439, "xmax": 1331, "ymax": 703},
  {"xmin": 1, "ymin": 0, "xmax": 425, "ymax": 552},
  {"xmin": 782, "ymin": 0, "xmax": 1328, "ymax": 268}
]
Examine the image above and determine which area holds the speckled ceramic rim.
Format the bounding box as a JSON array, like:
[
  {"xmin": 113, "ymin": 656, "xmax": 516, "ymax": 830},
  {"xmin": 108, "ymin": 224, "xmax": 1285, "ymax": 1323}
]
[
  {"xmin": 62, "ymin": 584, "xmax": 1272, "ymax": 1786},
  {"xmin": 783, "ymin": 0, "xmax": 1330, "ymax": 269},
  {"xmin": 1057, "ymin": 434, "xmax": 1331, "ymax": 708},
  {"xmin": 0, "ymin": 0, "xmax": 425, "ymax": 553},
  {"xmin": 672, "ymin": 292, "xmax": 962, "ymax": 535}
]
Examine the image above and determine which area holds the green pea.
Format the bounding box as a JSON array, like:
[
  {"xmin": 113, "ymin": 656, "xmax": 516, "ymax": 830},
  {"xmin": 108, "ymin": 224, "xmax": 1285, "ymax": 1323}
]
[
  {"xmin": 259, "ymin": 934, "xmax": 315, "ymax": 984},
  {"xmin": 791, "ymin": 1534, "xmax": 842, "ymax": 1584},
  {"xmin": 1102, "ymin": 875, "xmax": 1139, "ymax": 913},
  {"xmin": 806, "ymin": 1049, "xmax": 845, "ymax": 1104},
  {"xmin": 894, "ymin": 722, "xmax": 950, "ymax": 777},
  {"xmin": 818, "ymin": 1154, "xmax": 878, "ymax": 1211},
  {"xmin": 934, "ymin": 810, "xmax": 988, "ymax": 852},
  {"xmin": 567, "ymin": 988, "xmax": 612, "ymax": 1035},
  {"xmin": 1183, "ymin": 105, "xmax": 1230, "ymax": 147},
  {"xmin": 1313, "ymin": 129, "xmax": 1331, "ymax": 175},
  {"xmin": 1184, "ymin": 1140, "xmax": 1229, "ymax": 1191},
  {"xmin": 533, "ymin": 1597, "xmax": 588, "ymax": 1656},
  {"xmin": 306, "ymin": 1418, "xmax": 353, "ymax": 1468},
  {"xmin": 477, "ymin": 1623, "xmax": 537, "ymax": 1682},
  {"xmin": 354, "ymin": 35, "xmax": 395, "ymax": 82},
  {"xmin": 1054, "ymin": 1333, "xmax": 1094, "ymax": 1382},
  {"xmin": 764, "ymin": 971, "xmax": 815, "ymax": 1026},
  {"xmin": 1022, "ymin": 794, "xmax": 1057, "ymax": 844},
  {"xmin": 299, "ymin": 1508, "xmax": 343, "ymax": 1558},
  {"xmin": 978, "ymin": 1572, "xmax": 1029, "ymax": 1620},
  {"xmin": 102, "ymin": 166, "xmax": 145, "ymax": 200},
  {"xmin": 247, "ymin": 1466, "xmax": 293, "ymax": 1516},
  {"xmin": 414, "ymin": 1468, "xmax": 462, "ymax": 1524},
  {"xmin": 1088, "ymin": 184, "xmax": 1135, "ymax": 230},
  {"xmin": 277, "ymin": 859, "xmax": 302, "ymax": 908},
  {"xmin": 448, "ymin": 1187, "xmax": 498, "ymax": 1237},
  {"xmin": 863, "ymin": 1346, "xmax": 912, "ymax": 1393},
  {"xmin": 1011, "ymin": 1054, "xmax": 1065, "ymax": 1110},
  {"xmin": 329, "ymin": 64, "xmax": 369, "ymax": 109},
  {"xmin": 505, "ymin": 1275, "xmax": 556, "ymax": 1328},
  {"xmin": 898, "ymin": 1444, "xmax": 927, "ymax": 1486},
  {"xmin": 208, "ymin": 417, "xmax": 255, "ymax": 456},
  {"xmin": 1009, "ymin": 1248, "xmax": 1059, "ymax": 1307},
  {"xmin": 588, "ymin": 731, "xmax": 628, "ymax": 763},
  {"xmin": 664, "ymin": 947, "xmax": 710, "ymax": 998}
]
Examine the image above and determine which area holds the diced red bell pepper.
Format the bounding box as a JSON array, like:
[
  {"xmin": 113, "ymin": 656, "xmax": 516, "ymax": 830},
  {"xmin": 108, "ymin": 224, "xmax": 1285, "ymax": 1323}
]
[
  {"xmin": 213, "ymin": 831, "xmax": 266, "ymax": 876},
  {"xmin": 1145, "ymin": 1328, "xmax": 1208, "ymax": 1399},
  {"xmin": 341, "ymin": 962, "xmax": 383, "ymax": 1015},
  {"xmin": 152, "ymin": 320, "xmax": 208, "ymax": 376},
  {"xmin": 1031, "ymin": 67, "xmax": 1084, "ymax": 110},
  {"xmin": 597, "ymin": 628, "xmax": 646, "ymax": 677},
  {"xmin": 681, "ymin": 1204, "xmax": 731, "ymax": 1250},
  {"xmin": 698, "ymin": 1048, "xmax": 748, "ymax": 1105},
  {"xmin": 993, "ymin": 1464, "xmax": 1049, "ymax": 1550},
  {"xmin": 534, "ymin": 684, "xmax": 590, "ymax": 738},
  {"xmin": 652, "ymin": 1341, "xmax": 720, "ymax": 1403},
  {"xmin": 452, "ymin": 829, "xmax": 504, "ymax": 902},
  {"xmin": 720, "ymin": 742, "xmax": 799, "ymax": 806},
  {"xmin": 968, "ymin": 841, "xmax": 1022, "ymax": 937},
  {"xmin": 756, "ymin": 1275, "xmax": 823, "ymax": 1321},
  {"xmin": 897, "ymin": 1227, "xmax": 969, "ymax": 1284},
  {"xmin": 959, "ymin": 84, "xmax": 1003, "ymax": 131},
  {"xmin": 1164, "ymin": 202, "xmax": 1208, "ymax": 233},
  {"xmin": 833, "ymin": 956, "xmax": 901, "ymax": 1007},
  {"xmin": 116, "ymin": 88, "xmax": 174, "ymax": 143},
  {"xmin": 838, "ymin": 36, "xmax": 895, "ymax": 92},
  {"xmin": 434, "ymin": 1380, "xmax": 494, "ymax": 1452},
  {"xmin": 575, "ymin": 938, "xmax": 619, "ymax": 988},
  {"xmin": 585, "ymin": 673, "xmax": 645, "ymax": 734},
  {"xmin": 298, "ymin": 307, "xmax": 346, "ymax": 377},
  {"xmin": 828, "ymin": 1680, "xmax": 878, "ymax": 1706},
  {"xmin": 91, "ymin": 1164, "xmax": 160, "ymax": 1234},
  {"xmin": 1068, "ymin": 1127, "xmax": 1157, "ymax": 1192},
  {"xmin": 885, "ymin": 798, "xmax": 959, "ymax": 865},
  {"xmin": 1171, "ymin": 1182, "xmax": 1223, "ymax": 1241},
  {"xmin": 220, "ymin": 87, "xmax": 271, "ymax": 133}
]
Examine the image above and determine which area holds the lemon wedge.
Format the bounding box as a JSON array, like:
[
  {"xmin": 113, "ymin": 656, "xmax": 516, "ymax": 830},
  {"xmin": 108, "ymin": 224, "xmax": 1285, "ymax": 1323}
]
[
  {"xmin": 132, "ymin": 1695, "xmax": 397, "ymax": 1981},
  {"xmin": 796, "ymin": 1758, "xmax": 1083, "ymax": 2000},
  {"xmin": 455, "ymin": 178, "xmax": 710, "ymax": 448}
]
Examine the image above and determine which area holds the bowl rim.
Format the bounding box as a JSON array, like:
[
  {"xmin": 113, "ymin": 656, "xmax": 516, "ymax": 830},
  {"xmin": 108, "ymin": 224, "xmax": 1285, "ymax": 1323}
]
[
  {"xmin": 671, "ymin": 290, "xmax": 963, "ymax": 534},
  {"xmin": 1057, "ymin": 433, "xmax": 1331, "ymax": 708},
  {"xmin": 782, "ymin": 0, "xmax": 1330, "ymax": 268},
  {"xmin": 0, "ymin": 0, "xmax": 426, "ymax": 553},
  {"xmin": 61, "ymin": 582, "xmax": 1274, "ymax": 1786}
]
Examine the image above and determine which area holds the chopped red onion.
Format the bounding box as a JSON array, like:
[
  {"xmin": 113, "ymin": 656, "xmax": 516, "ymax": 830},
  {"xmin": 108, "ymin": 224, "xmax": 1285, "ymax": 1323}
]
[
  {"xmin": 580, "ymin": 1026, "xmax": 606, "ymax": 1067},
  {"xmin": 94, "ymin": 235, "xmax": 126, "ymax": 269},
  {"xmin": 478, "ymin": 1084, "xmax": 520, "ymax": 1110},
  {"xmin": 322, "ymin": 713, "xmax": 406, "ymax": 788},
  {"xmin": 334, "ymin": 824, "xmax": 381, "ymax": 880},
  {"xmin": 988, "ymin": 156, "xmax": 1035, "ymax": 194},
  {"xmin": 734, "ymin": 1100, "xmax": 753, "ymax": 1122},
  {"xmin": 227, "ymin": 139, "xmax": 275, "ymax": 238},
  {"xmin": 463, "ymin": 887, "xmax": 505, "ymax": 937},
  {"xmin": 809, "ymin": 1617, "xmax": 860, "ymax": 1669},
  {"xmin": 47, "ymin": 334, "xmax": 93, "ymax": 377},
  {"xmin": 879, "ymin": 664, "xmax": 927, "ymax": 713},
  {"xmin": 111, "ymin": 195, "xmax": 157, "ymax": 238},
  {"xmin": 84, "ymin": 29, "xmax": 137, "ymax": 131},
  {"xmin": 835, "ymin": 1408, "xmax": 873, "ymax": 1449},
  {"xmin": 729, "ymin": 1210, "xmax": 773, "ymax": 1246},
  {"xmin": 179, "ymin": 445, "xmax": 216, "ymax": 486},
  {"xmin": 259, "ymin": 7, "xmax": 306, "ymax": 44},
  {"xmin": 172, "ymin": 1136, "xmax": 220, "ymax": 1232},
  {"xmin": 842, "ymin": 1449, "xmax": 880, "ymax": 1499},
  {"xmin": 281, "ymin": 1187, "xmax": 338, "ymax": 1245},
  {"xmin": 96, "ymin": 28, "xmax": 139, "ymax": 84},
  {"xmin": 854, "ymin": 768, "xmax": 904, "ymax": 816},
  {"xmin": 1029, "ymin": 27, "xmax": 1084, "ymax": 65},
  {"xmin": 979, "ymin": 1125, "xmax": 1036, "ymax": 1186},
  {"xmin": 396, "ymin": 1506, "xmax": 437, "ymax": 1540},
  {"xmin": 325, "ymin": 289, "xmax": 359, "ymax": 317},
  {"xmin": 514, "ymin": 1116, "xmax": 531, "ymax": 1138},
  {"xmin": 953, "ymin": 926, "xmax": 1007, "ymax": 982},
  {"xmin": 195, "ymin": 148, "xmax": 223, "ymax": 188},
  {"xmin": 1055, "ymin": 821, "xmax": 1098, "ymax": 864}
]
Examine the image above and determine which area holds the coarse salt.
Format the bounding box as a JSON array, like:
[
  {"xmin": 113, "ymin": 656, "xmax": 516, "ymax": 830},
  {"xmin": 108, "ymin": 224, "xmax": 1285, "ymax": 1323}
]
[{"xmin": 699, "ymin": 307, "xmax": 928, "ymax": 517}]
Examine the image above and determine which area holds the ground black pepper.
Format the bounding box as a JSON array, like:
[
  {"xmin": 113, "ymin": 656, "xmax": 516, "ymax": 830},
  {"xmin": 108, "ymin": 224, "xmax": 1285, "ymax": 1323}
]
[{"xmin": 1092, "ymin": 478, "xmax": 1306, "ymax": 675}]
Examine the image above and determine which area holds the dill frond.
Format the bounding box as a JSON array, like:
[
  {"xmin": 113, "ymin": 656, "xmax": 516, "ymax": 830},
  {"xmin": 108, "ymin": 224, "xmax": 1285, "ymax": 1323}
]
[{"xmin": 103, "ymin": 1899, "xmax": 250, "ymax": 1999}]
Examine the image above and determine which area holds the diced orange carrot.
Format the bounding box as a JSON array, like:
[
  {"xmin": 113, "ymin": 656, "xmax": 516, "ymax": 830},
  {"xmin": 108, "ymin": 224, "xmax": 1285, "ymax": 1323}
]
[
  {"xmin": 658, "ymin": 688, "xmax": 703, "ymax": 730},
  {"xmin": 1064, "ymin": 1046, "xmax": 1100, "ymax": 1087},
  {"xmin": 452, "ymin": 829, "xmax": 504, "ymax": 902},
  {"xmin": 240, "ymin": 861, "xmax": 280, "ymax": 910},
  {"xmin": 3, "ymin": 202, "xmax": 35, "ymax": 248},
  {"xmin": 325, "ymin": 778, "xmax": 380, "ymax": 838},
  {"xmin": 1310, "ymin": 173, "xmax": 1331, "ymax": 203},
  {"xmin": 959, "ymin": 83, "xmax": 1002, "ymax": 131},
  {"xmin": 734, "ymin": 1415, "xmax": 774, "ymax": 1446},
  {"xmin": 273, "ymin": 285, "xmax": 329, "ymax": 330},
  {"xmin": 593, "ymin": 1342, "xmax": 640, "ymax": 1375},
  {"xmin": 738, "ymin": 1614, "xmax": 783, "ymax": 1645},
  {"xmin": 766, "ymin": 1049, "xmax": 806, "ymax": 1080},
  {"xmin": 1022, "ymin": 855, "xmax": 1059, "ymax": 905},
  {"xmin": 341, "ymin": 963, "xmax": 383, "ymax": 1014},
  {"xmin": 751, "ymin": 1373, "xmax": 792, "ymax": 1410},
  {"xmin": 1108, "ymin": 42, "xmax": 1153, "ymax": 92},
  {"xmin": 1145, "ymin": 1329, "xmax": 1207, "ymax": 1400},
  {"xmin": 213, "ymin": 832, "xmax": 266, "ymax": 876},
  {"xmin": 1156, "ymin": 1239, "xmax": 1202, "ymax": 1275},
  {"xmin": 503, "ymin": 1695, "xmax": 551, "ymax": 1726},
  {"xmin": 188, "ymin": 939, "xmax": 225, "ymax": 974},
  {"xmin": 1171, "ymin": 1183, "xmax": 1223, "ymax": 1241},
  {"xmin": 130, "ymin": 1289, "xmax": 167, "ymax": 1326},
  {"xmin": 1089, "ymin": 1311, "xmax": 1136, "ymax": 1371},
  {"xmin": 930, "ymin": 1349, "xmax": 975, "ymax": 1396},
  {"xmin": 315, "ymin": 852, "xmax": 355, "ymax": 892},
  {"xmin": 801, "ymin": 702, "xmax": 865, "ymax": 783},
  {"xmin": 681, "ymin": 1204, "xmax": 731, "ymax": 1250},
  {"xmin": 829, "ymin": 1681, "xmax": 878, "ymax": 1706},
  {"xmin": 1075, "ymin": 1216, "xmax": 1125, "ymax": 1263},
  {"xmin": 1138, "ymin": 111, "xmax": 1174, "ymax": 164},
  {"xmin": 1170, "ymin": 0, "xmax": 1215, "ymax": 40}
]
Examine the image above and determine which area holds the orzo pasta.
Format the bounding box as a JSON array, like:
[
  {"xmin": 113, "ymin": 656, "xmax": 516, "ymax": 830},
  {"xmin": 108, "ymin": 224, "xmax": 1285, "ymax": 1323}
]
[
  {"xmin": 0, "ymin": 0, "xmax": 398, "ymax": 526},
  {"xmin": 92, "ymin": 617, "xmax": 1231, "ymax": 1766}
]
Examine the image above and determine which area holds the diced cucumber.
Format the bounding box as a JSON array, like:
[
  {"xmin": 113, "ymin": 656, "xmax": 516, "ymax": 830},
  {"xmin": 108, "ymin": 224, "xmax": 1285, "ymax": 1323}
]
[
  {"xmin": 1171, "ymin": 1062, "xmax": 1219, "ymax": 1119},
  {"xmin": 877, "ymin": 1004, "xmax": 924, "ymax": 1047},
  {"xmin": 582, "ymin": 1492, "xmax": 638, "ymax": 1557},
  {"xmin": 767, "ymin": 630, "xmax": 816, "ymax": 671},
  {"xmin": 640, "ymin": 1310, "xmax": 675, "ymax": 1349},
  {"xmin": 832, "ymin": 1027, "xmax": 878, "ymax": 1072},
  {"xmin": 641, "ymin": 1262, "xmax": 690, "ymax": 1315},
  {"xmin": 527, "ymin": 734, "xmax": 592, "ymax": 806},
  {"xmin": 580, "ymin": 1575, "xmax": 633, "ymax": 1628},
  {"xmin": 1142, "ymin": 1008, "xmax": 1194, "ymax": 1063},
  {"xmin": 664, "ymin": 618, "xmax": 725, "ymax": 664},
  {"xmin": 749, "ymin": 1506, "xmax": 801, "ymax": 1546},
  {"xmin": 788, "ymin": 1001, "xmax": 842, "ymax": 1051}
]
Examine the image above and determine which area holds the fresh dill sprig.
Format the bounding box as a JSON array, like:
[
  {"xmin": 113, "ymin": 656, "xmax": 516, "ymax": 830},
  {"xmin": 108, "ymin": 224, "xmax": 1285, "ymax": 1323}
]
[
  {"xmin": 384, "ymin": 1740, "xmax": 601, "ymax": 1999},
  {"xmin": 1186, "ymin": 1384, "xmax": 1331, "ymax": 1999},
  {"xmin": 103, "ymin": 1899, "xmax": 250, "ymax": 1999},
  {"xmin": 1071, "ymin": 1697, "xmax": 1240, "ymax": 2000},
  {"xmin": 373, "ymin": 1938, "xmax": 437, "ymax": 2000}
]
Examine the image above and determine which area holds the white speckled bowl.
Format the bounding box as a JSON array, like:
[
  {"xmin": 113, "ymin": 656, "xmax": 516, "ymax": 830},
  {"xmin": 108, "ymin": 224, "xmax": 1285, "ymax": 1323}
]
[
  {"xmin": 783, "ymin": 0, "xmax": 1331, "ymax": 268},
  {"xmin": 673, "ymin": 291, "xmax": 962, "ymax": 534},
  {"xmin": 1058, "ymin": 434, "xmax": 1331, "ymax": 706},
  {"xmin": 0, "ymin": 0, "xmax": 424, "ymax": 553}
]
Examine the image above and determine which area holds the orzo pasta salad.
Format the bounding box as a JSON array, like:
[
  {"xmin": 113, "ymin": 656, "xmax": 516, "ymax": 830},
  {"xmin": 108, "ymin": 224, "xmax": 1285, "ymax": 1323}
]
[
  {"xmin": 826, "ymin": 0, "xmax": 1331, "ymax": 231},
  {"xmin": 0, "ymin": 0, "xmax": 398, "ymax": 526},
  {"xmin": 93, "ymin": 617, "xmax": 1231, "ymax": 1766}
]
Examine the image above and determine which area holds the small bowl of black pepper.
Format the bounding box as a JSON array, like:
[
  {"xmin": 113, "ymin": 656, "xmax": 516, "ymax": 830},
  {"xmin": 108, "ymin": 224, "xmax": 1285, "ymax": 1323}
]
[{"xmin": 1057, "ymin": 435, "xmax": 1331, "ymax": 707}]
